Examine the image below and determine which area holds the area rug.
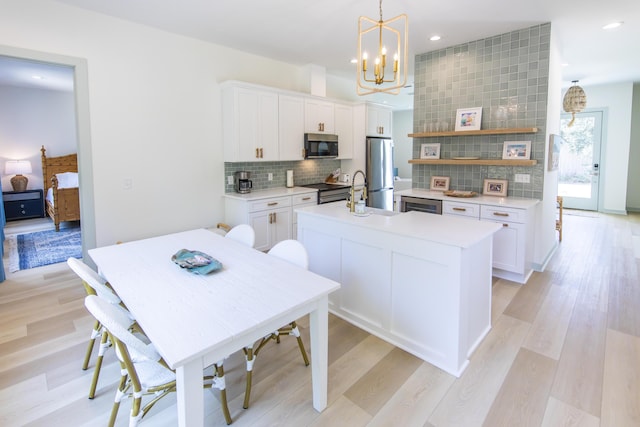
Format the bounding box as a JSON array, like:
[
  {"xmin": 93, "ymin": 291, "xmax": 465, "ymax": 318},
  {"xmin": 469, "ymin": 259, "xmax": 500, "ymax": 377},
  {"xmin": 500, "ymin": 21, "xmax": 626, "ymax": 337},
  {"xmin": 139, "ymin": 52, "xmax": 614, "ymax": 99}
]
[{"xmin": 7, "ymin": 227, "xmax": 81, "ymax": 272}]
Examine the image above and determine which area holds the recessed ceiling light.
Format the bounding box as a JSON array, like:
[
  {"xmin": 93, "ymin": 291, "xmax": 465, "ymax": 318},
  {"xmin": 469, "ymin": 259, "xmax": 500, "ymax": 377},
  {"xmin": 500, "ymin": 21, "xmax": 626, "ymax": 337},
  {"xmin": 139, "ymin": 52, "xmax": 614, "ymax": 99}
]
[
  {"xmin": 350, "ymin": 58, "xmax": 357, "ymax": 64},
  {"xmin": 430, "ymin": 35, "xmax": 441, "ymax": 41},
  {"xmin": 32, "ymin": 75, "xmax": 44, "ymax": 80},
  {"xmin": 602, "ymin": 21, "xmax": 623, "ymax": 30},
  {"xmin": 561, "ymin": 63, "xmax": 569, "ymax": 67}
]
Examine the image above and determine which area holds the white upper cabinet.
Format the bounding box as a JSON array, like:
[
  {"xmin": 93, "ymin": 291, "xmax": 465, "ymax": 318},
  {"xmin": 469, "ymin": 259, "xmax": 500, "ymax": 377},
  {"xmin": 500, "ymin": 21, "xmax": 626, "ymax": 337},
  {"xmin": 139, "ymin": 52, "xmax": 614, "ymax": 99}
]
[
  {"xmin": 334, "ymin": 103, "xmax": 353, "ymax": 159},
  {"xmin": 222, "ymin": 81, "xmax": 366, "ymax": 163},
  {"xmin": 222, "ymin": 84, "xmax": 278, "ymax": 162},
  {"xmin": 305, "ymin": 98, "xmax": 335, "ymax": 134},
  {"xmin": 278, "ymin": 94, "xmax": 305, "ymax": 161},
  {"xmin": 366, "ymin": 104, "xmax": 393, "ymax": 137}
]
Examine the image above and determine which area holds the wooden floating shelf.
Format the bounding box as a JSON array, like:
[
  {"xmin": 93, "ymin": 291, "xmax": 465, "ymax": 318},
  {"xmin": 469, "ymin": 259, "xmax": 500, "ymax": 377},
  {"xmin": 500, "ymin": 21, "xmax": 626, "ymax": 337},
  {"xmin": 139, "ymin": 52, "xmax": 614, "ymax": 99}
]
[
  {"xmin": 408, "ymin": 159, "xmax": 538, "ymax": 166},
  {"xmin": 408, "ymin": 127, "xmax": 538, "ymax": 138}
]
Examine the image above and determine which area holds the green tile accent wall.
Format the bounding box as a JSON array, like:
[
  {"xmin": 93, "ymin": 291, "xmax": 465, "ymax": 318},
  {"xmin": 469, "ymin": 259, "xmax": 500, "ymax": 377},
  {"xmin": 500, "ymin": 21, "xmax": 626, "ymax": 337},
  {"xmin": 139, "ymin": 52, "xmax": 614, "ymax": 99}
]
[
  {"xmin": 224, "ymin": 159, "xmax": 341, "ymax": 193},
  {"xmin": 412, "ymin": 23, "xmax": 550, "ymax": 199}
]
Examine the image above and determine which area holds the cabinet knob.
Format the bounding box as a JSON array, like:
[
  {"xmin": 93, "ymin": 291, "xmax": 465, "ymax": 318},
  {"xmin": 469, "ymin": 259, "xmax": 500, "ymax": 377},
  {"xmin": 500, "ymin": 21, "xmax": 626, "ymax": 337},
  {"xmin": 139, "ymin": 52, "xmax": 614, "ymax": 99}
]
[{"xmin": 255, "ymin": 148, "xmax": 260, "ymax": 158}]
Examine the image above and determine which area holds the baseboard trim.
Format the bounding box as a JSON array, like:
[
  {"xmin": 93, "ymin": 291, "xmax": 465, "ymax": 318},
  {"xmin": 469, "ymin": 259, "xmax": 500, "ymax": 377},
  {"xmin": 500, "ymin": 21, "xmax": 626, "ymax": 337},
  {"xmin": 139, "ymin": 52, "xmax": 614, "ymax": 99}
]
[{"xmin": 533, "ymin": 242, "xmax": 559, "ymax": 273}]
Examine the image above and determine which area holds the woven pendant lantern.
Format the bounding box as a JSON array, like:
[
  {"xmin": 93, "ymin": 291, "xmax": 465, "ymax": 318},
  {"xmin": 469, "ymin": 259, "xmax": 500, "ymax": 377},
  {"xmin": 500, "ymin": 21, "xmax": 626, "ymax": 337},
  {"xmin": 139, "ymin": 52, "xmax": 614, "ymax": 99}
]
[{"xmin": 562, "ymin": 80, "xmax": 587, "ymax": 127}]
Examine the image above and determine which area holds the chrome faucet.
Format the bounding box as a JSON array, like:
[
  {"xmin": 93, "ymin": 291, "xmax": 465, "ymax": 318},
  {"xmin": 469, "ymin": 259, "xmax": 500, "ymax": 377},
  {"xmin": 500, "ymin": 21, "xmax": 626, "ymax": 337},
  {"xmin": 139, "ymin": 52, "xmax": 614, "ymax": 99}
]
[{"xmin": 347, "ymin": 170, "xmax": 368, "ymax": 212}]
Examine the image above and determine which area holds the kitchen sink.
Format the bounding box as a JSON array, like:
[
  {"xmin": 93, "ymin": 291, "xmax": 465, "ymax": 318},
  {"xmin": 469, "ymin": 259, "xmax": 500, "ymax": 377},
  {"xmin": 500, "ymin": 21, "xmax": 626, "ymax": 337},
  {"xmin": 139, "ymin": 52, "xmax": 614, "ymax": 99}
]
[{"xmin": 367, "ymin": 207, "xmax": 400, "ymax": 217}]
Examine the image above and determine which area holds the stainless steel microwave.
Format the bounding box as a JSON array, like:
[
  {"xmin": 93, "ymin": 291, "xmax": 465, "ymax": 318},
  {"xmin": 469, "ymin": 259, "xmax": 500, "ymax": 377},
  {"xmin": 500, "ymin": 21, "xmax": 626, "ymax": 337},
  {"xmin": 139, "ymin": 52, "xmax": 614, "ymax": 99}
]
[{"xmin": 304, "ymin": 133, "xmax": 339, "ymax": 159}]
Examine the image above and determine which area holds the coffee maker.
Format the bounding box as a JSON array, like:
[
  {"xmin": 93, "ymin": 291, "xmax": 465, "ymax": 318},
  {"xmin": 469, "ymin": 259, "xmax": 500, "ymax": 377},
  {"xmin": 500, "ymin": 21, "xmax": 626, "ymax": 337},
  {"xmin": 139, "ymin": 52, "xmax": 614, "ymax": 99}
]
[{"xmin": 234, "ymin": 171, "xmax": 252, "ymax": 193}]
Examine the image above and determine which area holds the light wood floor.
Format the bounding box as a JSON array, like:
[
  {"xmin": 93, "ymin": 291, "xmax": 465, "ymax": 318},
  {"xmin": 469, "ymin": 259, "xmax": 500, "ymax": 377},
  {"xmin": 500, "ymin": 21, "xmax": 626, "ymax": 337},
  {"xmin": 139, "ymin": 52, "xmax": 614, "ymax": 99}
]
[{"xmin": 1, "ymin": 211, "xmax": 638, "ymax": 426}]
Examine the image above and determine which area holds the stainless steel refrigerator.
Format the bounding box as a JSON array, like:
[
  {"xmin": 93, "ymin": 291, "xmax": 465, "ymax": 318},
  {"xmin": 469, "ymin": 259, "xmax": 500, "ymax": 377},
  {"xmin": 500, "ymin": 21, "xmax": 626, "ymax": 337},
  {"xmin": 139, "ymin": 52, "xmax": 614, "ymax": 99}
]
[{"xmin": 366, "ymin": 137, "xmax": 394, "ymax": 210}]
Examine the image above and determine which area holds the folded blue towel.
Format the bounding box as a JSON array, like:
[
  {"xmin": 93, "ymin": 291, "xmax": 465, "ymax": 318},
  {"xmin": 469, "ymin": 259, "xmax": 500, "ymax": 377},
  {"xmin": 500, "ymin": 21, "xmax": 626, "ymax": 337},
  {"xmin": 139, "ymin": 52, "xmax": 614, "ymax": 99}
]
[{"xmin": 171, "ymin": 249, "xmax": 222, "ymax": 275}]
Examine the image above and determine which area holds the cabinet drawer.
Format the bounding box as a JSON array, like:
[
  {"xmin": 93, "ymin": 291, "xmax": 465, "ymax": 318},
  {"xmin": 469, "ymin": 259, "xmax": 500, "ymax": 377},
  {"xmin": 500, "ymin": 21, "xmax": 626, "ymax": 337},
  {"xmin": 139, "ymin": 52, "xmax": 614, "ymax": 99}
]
[
  {"xmin": 481, "ymin": 205, "xmax": 526, "ymax": 223},
  {"xmin": 292, "ymin": 193, "xmax": 316, "ymax": 206},
  {"xmin": 443, "ymin": 201, "xmax": 480, "ymax": 218},
  {"xmin": 248, "ymin": 196, "xmax": 291, "ymax": 213},
  {"xmin": 3, "ymin": 190, "xmax": 44, "ymax": 221}
]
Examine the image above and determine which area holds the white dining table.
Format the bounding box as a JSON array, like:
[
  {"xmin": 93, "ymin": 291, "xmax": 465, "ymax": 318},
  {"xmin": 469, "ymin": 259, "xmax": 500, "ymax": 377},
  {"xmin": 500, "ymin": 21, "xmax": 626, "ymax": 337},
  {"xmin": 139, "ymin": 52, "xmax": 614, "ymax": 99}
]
[{"xmin": 88, "ymin": 228, "xmax": 340, "ymax": 427}]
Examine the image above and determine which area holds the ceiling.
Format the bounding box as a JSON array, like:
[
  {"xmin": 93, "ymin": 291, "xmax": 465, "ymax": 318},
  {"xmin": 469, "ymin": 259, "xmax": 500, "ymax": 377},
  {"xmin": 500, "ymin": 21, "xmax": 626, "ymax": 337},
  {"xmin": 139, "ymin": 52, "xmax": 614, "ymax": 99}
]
[{"xmin": 2, "ymin": 0, "xmax": 639, "ymax": 110}]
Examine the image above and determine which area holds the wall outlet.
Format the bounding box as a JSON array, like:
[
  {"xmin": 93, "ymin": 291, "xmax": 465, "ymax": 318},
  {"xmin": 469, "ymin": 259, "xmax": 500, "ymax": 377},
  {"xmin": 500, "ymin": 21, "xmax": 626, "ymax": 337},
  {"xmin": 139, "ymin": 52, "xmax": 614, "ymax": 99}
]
[
  {"xmin": 515, "ymin": 174, "xmax": 530, "ymax": 183},
  {"xmin": 268, "ymin": 173, "xmax": 273, "ymax": 181},
  {"xmin": 227, "ymin": 175, "xmax": 233, "ymax": 185},
  {"xmin": 123, "ymin": 177, "xmax": 133, "ymax": 190}
]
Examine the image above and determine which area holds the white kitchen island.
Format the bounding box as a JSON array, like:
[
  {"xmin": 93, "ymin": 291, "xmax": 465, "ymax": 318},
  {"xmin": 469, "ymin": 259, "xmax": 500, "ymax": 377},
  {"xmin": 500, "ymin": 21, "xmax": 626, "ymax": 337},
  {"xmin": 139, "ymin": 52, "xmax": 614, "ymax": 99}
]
[{"xmin": 296, "ymin": 203, "xmax": 502, "ymax": 377}]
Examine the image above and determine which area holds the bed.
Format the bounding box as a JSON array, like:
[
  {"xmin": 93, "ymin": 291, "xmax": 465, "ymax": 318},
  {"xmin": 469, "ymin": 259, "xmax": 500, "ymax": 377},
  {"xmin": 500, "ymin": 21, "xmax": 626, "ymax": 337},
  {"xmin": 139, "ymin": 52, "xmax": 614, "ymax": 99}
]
[{"xmin": 41, "ymin": 145, "xmax": 80, "ymax": 231}]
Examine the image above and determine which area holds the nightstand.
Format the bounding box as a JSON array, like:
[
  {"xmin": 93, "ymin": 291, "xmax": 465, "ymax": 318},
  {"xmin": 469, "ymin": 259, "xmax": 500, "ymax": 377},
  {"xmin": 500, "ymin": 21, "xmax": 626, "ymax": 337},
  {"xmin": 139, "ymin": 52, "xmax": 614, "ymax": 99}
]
[{"xmin": 2, "ymin": 189, "xmax": 45, "ymax": 221}]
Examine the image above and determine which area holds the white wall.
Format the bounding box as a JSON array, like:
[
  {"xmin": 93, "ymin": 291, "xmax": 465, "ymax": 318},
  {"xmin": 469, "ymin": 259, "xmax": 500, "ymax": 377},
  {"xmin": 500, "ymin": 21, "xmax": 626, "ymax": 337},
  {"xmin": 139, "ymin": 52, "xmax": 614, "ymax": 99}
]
[
  {"xmin": 579, "ymin": 82, "xmax": 633, "ymax": 214},
  {"xmin": 392, "ymin": 110, "xmax": 412, "ymax": 179},
  {"xmin": 0, "ymin": 0, "xmax": 355, "ymax": 246},
  {"xmin": 627, "ymin": 83, "xmax": 640, "ymax": 211},
  {"xmin": 535, "ymin": 26, "xmax": 562, "ymax": 270},
  {"xmin": 0, "ymin": 85, "xmax": 77, "ymax": 191}
]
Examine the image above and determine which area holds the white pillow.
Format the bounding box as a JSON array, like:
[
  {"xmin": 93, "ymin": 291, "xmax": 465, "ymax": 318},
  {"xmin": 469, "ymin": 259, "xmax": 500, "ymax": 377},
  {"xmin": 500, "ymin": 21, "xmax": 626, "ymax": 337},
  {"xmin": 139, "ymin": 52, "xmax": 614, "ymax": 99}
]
[{"xmin": 55, "ymin": 172, "xmax": 79, "ymax": 189}]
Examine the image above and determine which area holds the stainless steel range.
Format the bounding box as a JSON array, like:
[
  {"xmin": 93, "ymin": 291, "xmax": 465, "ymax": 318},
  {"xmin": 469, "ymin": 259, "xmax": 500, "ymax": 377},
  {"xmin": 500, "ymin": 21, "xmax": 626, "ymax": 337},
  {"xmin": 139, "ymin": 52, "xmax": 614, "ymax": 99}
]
[{"xmin": 300, "ymin": 183, "xmax": 351, "ymax": 204}]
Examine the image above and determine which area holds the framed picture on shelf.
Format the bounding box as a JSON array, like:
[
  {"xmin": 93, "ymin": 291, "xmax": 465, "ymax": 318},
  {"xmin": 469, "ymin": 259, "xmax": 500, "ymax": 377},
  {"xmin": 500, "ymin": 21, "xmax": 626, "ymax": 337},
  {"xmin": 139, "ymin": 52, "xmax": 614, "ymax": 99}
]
[
  {"xmin": 502, "ymin": 141, "xmax": 532, "ymax": 159},
  {"xmin": 420, "ymin": 143, "xmax": 441, "ymax": 159},
  {"xmin": 454, "ymin": 107, "xmax": 482, "ymax": 131},
  {"xmin": 483, "ymin": 178, "xmax": 508, "ymax": 197},
  {"xmin": 430, "ymin": 176, "xmax": 450, "ymax": 191}
]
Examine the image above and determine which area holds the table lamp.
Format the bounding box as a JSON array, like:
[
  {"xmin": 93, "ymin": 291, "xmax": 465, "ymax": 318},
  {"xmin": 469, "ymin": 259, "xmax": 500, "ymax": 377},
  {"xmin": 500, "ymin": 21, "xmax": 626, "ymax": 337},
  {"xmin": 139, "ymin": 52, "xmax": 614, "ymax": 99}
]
[{"xmin": 5, "ymin": 160, "xmax": 32, "ymax": 192}]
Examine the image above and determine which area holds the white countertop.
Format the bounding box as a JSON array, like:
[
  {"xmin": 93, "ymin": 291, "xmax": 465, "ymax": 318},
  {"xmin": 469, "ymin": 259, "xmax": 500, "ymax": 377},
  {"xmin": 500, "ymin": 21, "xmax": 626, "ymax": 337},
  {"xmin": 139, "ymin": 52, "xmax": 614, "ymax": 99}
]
[
  {"xmin": 395, "ymin": 188, "xmax": 540, "ymax": 209},
  {"xmin": 296, "ymin": 202, "xmax": 501, "ymax": 248},
  {"xmin": 224, "ymin": 186, "xmax": 317, "ymax": 201}
]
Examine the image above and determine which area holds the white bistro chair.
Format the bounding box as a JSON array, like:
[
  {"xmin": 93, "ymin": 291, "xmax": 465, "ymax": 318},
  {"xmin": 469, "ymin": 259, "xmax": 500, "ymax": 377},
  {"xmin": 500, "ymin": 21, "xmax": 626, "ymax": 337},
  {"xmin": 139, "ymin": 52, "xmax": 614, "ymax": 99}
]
[
  {"xmin": 212, "ymin": 223, "xmax": 255, "ymax": 248},
  {"xmin": 242, "ymin": 239, "xmax": 310, "ymax": 409},
  {"xmin": 67, "ymin": 257, "xmax": 128, "ymax": 399},
  {"xmin": 83, "ymin": 295, "xmax": 233, "ymax": 426},
  {"xmin": 224, "ymin": 223, "xmax": 256, "ymax": 248}
]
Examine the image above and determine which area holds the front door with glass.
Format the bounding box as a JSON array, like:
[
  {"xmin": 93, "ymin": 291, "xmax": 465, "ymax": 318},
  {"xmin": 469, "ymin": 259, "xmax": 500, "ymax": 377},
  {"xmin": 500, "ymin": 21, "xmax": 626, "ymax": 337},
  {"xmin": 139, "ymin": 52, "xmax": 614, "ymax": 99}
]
[{"xmin": 559, "ymin": 111, "xmax": 603, "ymax": 211}]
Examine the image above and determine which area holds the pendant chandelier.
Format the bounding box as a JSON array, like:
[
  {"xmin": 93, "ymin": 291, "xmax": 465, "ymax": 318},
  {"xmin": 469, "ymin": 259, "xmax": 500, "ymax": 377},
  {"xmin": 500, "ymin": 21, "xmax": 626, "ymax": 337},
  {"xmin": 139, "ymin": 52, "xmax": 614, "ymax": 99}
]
[
  {"xmin": 356, "ymin": 0, "xmax": 408, "ymax": 95},
  {"xmin": 562, "ymin": 80, "xmax": 587, "ymax": 127}
]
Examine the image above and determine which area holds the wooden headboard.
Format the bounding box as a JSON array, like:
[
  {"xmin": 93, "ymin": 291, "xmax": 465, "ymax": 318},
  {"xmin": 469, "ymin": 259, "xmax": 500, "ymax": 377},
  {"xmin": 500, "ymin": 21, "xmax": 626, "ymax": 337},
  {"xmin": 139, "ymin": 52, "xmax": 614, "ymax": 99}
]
[{"xmin": 40, "ymin": 145, "xmax": 78, "ymax": 190}]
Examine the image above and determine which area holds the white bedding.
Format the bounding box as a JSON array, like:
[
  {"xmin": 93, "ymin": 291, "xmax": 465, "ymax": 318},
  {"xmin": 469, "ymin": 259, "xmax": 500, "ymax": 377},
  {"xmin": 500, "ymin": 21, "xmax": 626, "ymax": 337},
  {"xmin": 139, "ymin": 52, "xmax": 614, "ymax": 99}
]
[
  {"xmin": 46, "ymin": 172, "xmax": 79, "ymax": 206},
  {"xmin": 55, "ymin": 172, "xmax": 78, "ymax": 188},
  {"xmin": 46, "ymin": 188, "xmax": 54, "ymax": 205}
]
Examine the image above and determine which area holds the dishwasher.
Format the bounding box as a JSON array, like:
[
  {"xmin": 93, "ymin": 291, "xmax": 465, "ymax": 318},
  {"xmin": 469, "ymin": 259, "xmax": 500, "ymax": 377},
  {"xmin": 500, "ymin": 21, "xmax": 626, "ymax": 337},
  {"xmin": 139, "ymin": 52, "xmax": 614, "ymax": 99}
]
[{"xmin": 399, "ymin": 195, "xmax": 443, "ymax": 215}]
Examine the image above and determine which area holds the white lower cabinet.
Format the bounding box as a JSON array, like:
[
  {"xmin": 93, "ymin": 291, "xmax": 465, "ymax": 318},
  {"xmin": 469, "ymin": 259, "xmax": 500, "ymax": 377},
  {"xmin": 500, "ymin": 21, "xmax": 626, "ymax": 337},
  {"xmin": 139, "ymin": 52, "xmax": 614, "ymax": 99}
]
[
  {"xmin": 292, "ymin": 193, "xmax": 316, "ymax": 240},
  {"xmin": 225, "ymin": 190, "xmax": 317, "ymax": 251},
  {"xmin": 442, "ymin": 200, "xmax": 536, "ymax": 283},
  {"xmin": 443, "ymin": 200, "xmax": 480, "ymax": 218},
  {"xmin": 249, "ymin": 205, "xmax": 291, "ymax": 252},
  {"xmin": 480, "ymin": 205, "xmax": 530, "ymax": 279},
  {"xmin": 484, "ymin": 219, "xmax": 525, "ymax": 273}
]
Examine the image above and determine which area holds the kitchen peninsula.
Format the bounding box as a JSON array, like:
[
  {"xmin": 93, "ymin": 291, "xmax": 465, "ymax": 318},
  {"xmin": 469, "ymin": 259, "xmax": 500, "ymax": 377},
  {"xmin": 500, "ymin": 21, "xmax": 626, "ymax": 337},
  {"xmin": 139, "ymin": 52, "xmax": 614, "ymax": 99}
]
[{"xmin": 296, "ymin": 203, "xmax": 502, "ymax": 376}]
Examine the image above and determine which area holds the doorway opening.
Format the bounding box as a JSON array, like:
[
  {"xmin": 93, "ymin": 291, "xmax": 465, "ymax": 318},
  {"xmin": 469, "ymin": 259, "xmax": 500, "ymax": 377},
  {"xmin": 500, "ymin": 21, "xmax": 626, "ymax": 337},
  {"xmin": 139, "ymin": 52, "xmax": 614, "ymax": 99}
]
[
  {"xmin": 0, "ymin": 45, "xmax": 96, "ymax": 276},
  {"xmin": 559, "ymin": 110, "xmax": 604, "ymax": 211}
]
